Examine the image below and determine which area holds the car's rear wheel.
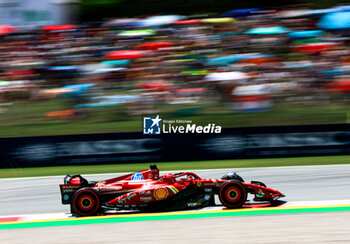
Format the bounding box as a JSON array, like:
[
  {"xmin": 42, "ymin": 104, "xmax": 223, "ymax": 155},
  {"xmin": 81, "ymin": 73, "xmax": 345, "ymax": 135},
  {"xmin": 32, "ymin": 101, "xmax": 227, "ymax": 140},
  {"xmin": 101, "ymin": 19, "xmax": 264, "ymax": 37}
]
[
  {"xmin": 72, "ymin": 187, "xmax": 101, "ymax": 216},
  {"xmin": 219, "ymin": 180, "xmax": 247, "ymax": 208}
]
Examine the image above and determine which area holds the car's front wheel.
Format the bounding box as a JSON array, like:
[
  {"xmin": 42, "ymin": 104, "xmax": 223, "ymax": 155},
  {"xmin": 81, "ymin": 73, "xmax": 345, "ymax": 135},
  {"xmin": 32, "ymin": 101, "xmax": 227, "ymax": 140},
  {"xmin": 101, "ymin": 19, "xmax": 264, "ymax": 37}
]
[
  {"xmin": 72, "ymin": 187, "xmax": 101, "ymax": 216},
  {"xmin": 219, "ymin": 180, "xmax": 247, "ymax": 208}
]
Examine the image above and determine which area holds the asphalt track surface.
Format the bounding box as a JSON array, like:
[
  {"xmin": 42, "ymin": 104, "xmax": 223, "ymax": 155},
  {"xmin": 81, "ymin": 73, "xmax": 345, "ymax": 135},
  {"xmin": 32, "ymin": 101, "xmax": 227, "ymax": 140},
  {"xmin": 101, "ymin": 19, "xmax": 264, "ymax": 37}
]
[
  {"xmin": 1, "ymin": 164, "xmax": 350, "ymax": 216},
  {"xmin": 2, "ymin": 212, "xmax": 350, "ymax": 243}
]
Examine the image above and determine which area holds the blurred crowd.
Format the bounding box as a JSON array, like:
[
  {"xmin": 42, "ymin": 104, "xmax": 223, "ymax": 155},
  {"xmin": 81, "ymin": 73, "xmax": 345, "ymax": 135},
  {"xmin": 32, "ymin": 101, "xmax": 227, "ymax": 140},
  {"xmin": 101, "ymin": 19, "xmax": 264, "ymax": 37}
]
[{"xmin": 1, "ymin": 5, "xmax": 350, "ymax": 117}]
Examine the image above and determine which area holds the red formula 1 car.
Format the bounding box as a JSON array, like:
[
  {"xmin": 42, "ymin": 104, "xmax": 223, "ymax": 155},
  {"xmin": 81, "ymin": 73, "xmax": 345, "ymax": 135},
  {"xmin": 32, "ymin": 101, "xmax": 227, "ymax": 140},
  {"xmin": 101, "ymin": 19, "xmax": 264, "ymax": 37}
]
[{"xmin": 60, "ymin": 165, "xmax": 285, "ymax": 216}]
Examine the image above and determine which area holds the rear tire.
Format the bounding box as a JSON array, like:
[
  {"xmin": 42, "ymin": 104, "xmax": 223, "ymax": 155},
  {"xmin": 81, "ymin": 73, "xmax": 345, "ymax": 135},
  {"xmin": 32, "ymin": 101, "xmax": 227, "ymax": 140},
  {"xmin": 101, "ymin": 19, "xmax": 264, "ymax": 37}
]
[
  {"xmin": 70, "ymin": 204, "xmax": 77, "ymax": 216},
  {"xmin": 72, "ymin": 187, "xmax": 101, "ymax": 216},
  {"xmin": 219, "ymin": 181, "xmax": 247, "ymax": 208}
]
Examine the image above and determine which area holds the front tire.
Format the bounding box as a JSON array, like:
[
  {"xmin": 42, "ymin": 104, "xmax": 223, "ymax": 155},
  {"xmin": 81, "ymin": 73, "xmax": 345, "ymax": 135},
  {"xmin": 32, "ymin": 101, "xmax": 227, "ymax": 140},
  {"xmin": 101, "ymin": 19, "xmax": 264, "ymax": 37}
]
[
  {"xmin": 72, "ymin": 187, "xmax": 101, "ymax": 216},
  {"xmin": 219, "ymin": 181, "xmax": 247, "ymax": 208}
]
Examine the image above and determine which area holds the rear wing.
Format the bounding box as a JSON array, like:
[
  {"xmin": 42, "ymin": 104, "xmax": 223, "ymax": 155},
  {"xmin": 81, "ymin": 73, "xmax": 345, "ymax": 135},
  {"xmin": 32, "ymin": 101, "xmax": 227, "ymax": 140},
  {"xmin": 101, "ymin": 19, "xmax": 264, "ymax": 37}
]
[{"xmin": 60, "ymin": 174, "xmax": 95, "ymax": 204}]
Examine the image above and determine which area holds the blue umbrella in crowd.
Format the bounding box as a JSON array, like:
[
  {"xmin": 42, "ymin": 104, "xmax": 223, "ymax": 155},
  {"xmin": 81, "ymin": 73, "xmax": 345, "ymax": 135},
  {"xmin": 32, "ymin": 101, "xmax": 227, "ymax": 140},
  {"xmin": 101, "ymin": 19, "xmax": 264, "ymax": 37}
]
[
  {"xmin": 283, "ymin": 61, "xmax": 313, "ymax": 69},
  {"xmin": 214, "ymin": 32, "xmax": 238, "ymax": 37},
  {"xmin": 318, "ymin": 12, "xmax": 350, "ymax": 30},
  {"xmin": 329, "ymin": 5, "xmax": 350, "ymax": 12},
  {"xmin": 207, "ymin": 55, "xmax": 244, "ymax": 66},
  {"xmin": 101, "ymin": 60, "xmax": 131, "ymax": 66},
  {"xmin": 207, "ymin": 54, "xmax": 275, "ymax": 66},
  {"xmin": 288, "ymin": 30, "xmax": 325, "ymax": 39},
  {"xmin": 240, "ymin": 54, "xmax": 276, "ymax": 61},
  {"xmin": 222, "ymin": 8, "xmax": 260, "ymax": 18},
  {"xmin": 321, "ymin": 68, "xmax": 350, "ymax": 76},
  {"xmin": 245, "ymin": 26, "xmax": 290, "ymax": 34},
  {"xmin": 60, "ymin": 84, "xmax": 95, "ymax": 97},
  {"xmin": 48, "ymin": 66, "xmax": 80, "ymax": 71}
]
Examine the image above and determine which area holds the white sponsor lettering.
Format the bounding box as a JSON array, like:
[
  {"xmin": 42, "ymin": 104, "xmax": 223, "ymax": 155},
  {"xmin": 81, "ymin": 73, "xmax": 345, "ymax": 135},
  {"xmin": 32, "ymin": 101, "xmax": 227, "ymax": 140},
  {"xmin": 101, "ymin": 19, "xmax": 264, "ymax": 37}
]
[
  {"xmin": 97, "ymin": 186, "xmax": 123, "ymax": 192},
  {"xmin": 117, "ymin": 193, "xmax": 136, "ymax": 203},
  {"xmin": 186, "ymin": 124, "xmax": 196, "ymax": 133},
  {"xmin": 163, "ymin": 123, "xmax": 221, "ymax": 134},
  {"xmin": 187, "ymin": 202, "xmax": 201, "ymax": 207},
  {"xmin": 140, "ymin": 197, "xmax": 152, "ymax": 202},
  {"xmin": 62, "ymin": 189, "xmax": 75, "ymax": 193},
  {"xmin": 118, "ymin": 198, "xmax": 126, "ymax": 203}
]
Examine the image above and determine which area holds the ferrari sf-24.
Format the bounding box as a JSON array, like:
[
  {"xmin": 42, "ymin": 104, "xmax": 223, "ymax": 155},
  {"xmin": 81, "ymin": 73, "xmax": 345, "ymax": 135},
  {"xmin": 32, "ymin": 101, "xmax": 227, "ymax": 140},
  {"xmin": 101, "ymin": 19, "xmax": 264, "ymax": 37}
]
[{"xmin": 60, "ymin": 165, "xmax": 285, "ymax": 216}]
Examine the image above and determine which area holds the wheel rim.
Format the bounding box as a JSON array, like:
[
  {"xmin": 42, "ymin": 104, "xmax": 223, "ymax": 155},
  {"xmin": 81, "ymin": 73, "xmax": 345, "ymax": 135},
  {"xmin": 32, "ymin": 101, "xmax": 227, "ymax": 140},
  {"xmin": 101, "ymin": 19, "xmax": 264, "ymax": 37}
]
[
  {"xmin": 225, "ymin": 186, "xmax": 241, "ymax": 202},
  {"xmin": 73, "ymin": 189, "xmax": 100, "ymax": 216},
  {"xmin": 219, "ymin": 182, "xmax": 246, "ymax": 208},
  {"xmin": 78, "ymin": 195, "xmax": 94, "ymax": 211}
]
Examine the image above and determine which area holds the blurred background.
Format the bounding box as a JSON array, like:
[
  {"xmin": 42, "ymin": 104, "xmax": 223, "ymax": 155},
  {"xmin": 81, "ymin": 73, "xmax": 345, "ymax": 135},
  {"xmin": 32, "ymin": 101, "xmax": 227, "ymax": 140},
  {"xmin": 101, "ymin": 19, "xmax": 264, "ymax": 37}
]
[{"xmin": 0, "ymin": 0, "xmax": 350, "ymax": 137}]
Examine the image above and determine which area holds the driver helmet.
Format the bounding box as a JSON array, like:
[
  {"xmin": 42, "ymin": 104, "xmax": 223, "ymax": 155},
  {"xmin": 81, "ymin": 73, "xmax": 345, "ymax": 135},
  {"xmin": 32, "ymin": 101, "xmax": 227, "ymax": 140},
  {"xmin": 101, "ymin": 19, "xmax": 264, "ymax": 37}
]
[{"xmin": 162, "ymin": 173, "xmax": 175, "ymax": 183}]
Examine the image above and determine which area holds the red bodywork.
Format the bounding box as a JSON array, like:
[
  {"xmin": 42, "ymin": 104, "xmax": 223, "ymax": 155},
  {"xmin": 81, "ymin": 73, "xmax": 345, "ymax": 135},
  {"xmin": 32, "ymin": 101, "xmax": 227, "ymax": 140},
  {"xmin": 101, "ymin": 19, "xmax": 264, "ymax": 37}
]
[{"xmin": 60, "ymin": 166, "xmax": 285, "ymax": 216}]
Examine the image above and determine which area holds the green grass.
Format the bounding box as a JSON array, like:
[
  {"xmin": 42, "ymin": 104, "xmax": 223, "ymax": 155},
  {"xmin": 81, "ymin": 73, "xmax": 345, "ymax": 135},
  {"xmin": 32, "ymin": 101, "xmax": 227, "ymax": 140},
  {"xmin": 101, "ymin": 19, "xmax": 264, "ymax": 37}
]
[
  {"xmin": 0, "ymin": 98, "xmax": 347, "ymax": 137},
  {"xmin": 1, "ymin": 155, "xmax": 350, "ymax": 178}
]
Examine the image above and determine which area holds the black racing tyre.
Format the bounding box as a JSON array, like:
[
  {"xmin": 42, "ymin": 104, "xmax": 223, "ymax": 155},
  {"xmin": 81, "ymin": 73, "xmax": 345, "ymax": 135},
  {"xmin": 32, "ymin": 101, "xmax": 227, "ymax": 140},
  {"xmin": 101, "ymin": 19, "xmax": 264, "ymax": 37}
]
[
  {"xmin": 72, "ymin": 187, "xmax": 101, "ymax": 216},
  {"xmin": 219, "ymin": 180, "xmax": 247, "ymax": 208}
]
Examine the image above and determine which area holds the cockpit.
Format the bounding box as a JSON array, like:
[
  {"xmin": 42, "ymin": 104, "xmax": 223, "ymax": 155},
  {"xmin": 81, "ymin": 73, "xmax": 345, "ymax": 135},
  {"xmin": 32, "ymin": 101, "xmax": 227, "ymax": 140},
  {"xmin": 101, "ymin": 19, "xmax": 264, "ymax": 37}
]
[{"xmin": 159, "ymin": 172, "xmax": 201, "ymax": 184}]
